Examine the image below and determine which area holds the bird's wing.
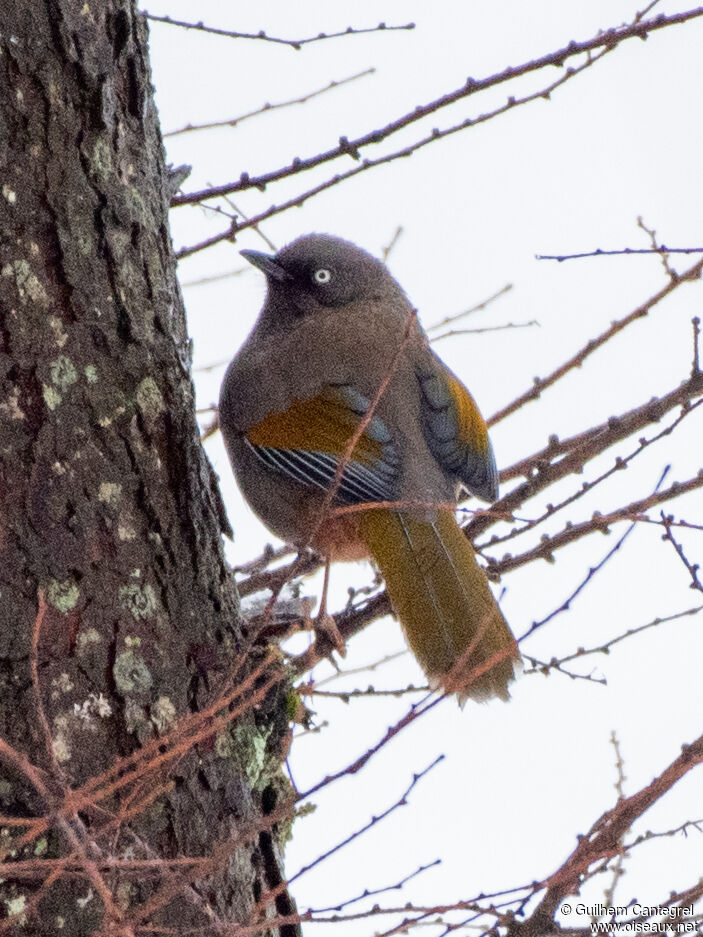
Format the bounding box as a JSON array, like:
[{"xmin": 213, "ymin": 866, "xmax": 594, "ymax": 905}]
[
  {"xmin": 243, "ymin": 384, "xmax": 400, "ymax": 506},
  {"xmin": 416, "ymin": 361, "xmax": 499, "ymax": 502}
]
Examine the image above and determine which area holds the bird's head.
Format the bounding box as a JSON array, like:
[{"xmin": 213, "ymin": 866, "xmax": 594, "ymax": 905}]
[{"xmin": 241, "ymin": 234, "xmax": 408, "ymax": 330}]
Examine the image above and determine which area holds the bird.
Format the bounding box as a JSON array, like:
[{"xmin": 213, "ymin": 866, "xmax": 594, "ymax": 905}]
[{"xmin": 219, "ymin": 234, "xmax": 519, "ymax": 702}]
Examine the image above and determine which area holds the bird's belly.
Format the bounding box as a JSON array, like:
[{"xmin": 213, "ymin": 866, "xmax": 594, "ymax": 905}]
[{"xmin": 229, "ymin": 436, "xmax": 369, "ymax": 560}]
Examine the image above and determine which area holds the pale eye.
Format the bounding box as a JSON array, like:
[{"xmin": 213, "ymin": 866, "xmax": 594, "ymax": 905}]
[{"xmin": 313, "ymin": 268, "xmax": 332, "ymax": 285}]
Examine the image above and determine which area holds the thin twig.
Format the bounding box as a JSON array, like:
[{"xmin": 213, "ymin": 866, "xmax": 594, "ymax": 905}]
[
  {"xmin": 144, "ymin": 13, "xmax": 415, "ymax": 50},
  {"xmin": 488, "ymin": 256, "xmax": 703, "ymax": 427},
  {"xmin": 537, "ymin": 246, "xmax": 703, "ymax": 262},
  {"xmin": 164, "ymin": 69, "xmax": 375, "ymax": 136}
]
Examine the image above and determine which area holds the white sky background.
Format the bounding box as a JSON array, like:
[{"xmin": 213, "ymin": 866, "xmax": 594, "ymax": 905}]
[{"xmin": 145, "ymin": 1, "xmax": 703, "ymax": 932}]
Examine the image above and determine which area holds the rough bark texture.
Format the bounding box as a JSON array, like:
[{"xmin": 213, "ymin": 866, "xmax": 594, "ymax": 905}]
[{"xmin": 0, "ymin": 2, "xmax": 294, "ymax": 934}]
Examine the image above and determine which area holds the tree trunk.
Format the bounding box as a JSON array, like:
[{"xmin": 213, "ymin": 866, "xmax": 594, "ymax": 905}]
[{"xmin": 0, "ymin": 3, "xmax": 295, "ymax": 934}]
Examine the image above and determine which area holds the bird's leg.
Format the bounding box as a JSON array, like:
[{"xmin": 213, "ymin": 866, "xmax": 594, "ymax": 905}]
[{"xmin": 311, "ymin": 556, "xmax": 346, "ymax": 657}]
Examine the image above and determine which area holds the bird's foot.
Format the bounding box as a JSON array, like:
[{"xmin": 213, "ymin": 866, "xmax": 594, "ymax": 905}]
[{"xmin": 312, "ymin": 610, "xmax": 346, "ymax": 659}]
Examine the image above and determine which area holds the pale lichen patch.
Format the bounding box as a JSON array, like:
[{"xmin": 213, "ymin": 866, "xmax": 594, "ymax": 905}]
[
  {"xmin": 51, "ymin": 673, "xmax": 74, "ymax": 700},
  {"xmin": 113, "ymin": 650, "xmax": 153, "ymax": 695},
  {"xmin": 225, "ymin": 723, "xmax": 272, "ymax": 788},
  {"xmin": 94, "ymin": 694, "xmax": 113, "ymax": 717},
  {"xmin": 1, "ymin": 185, "xmax": 16, "ymax": 204},
  {"xmin": 76, "ymin": 889, "xmax": 94, "ymax": 910},
  {"xmin": 52, "ymin": 715, "xmax": 71, "ymax": 763},
  {"xmin": 245, "ymin": 732, "xmax": 268, "ymax": 787},
  {"xmin": 77, "ymin": 627, "xmax": 101, "ymax": 651},
  {"xmin": 49, "ymin": 355, "xmax": 78, "ymax": 391},
  {"xmin": 0, "ymin": 386, "xmax": 25, "ymax": 420},
  {"xmin": 74, "ymin": 693, "xmax": 113, "ymax": 725},
  {"xmin": 124, "ymin": 699, "xmax": 150, "ymax": 735},
  {"xmin": 43, "ymin": 385, "xmax": 62, "ymax": 410},
  {"xmin": 91, "ymin": 137, "xmax": 112, "ymax": 178},
  {"xmin": 84, "ymin": 364, "xmax": 98, "ymax": 383},
  {"xmin": 47, "ymin": 579, "xmax": 79, "ymax": 612},
  {"xmin": 98, "ymin": 481, "xmax": 122, "ymax": 505},
  {"xmin": 0, "ymin": 824, "xmax": 15, "ymax": 858},
  {"xmin": 77, "ymin": 236, "xmax": 92, "ymax": 256},
  {"xmin": 150, "ymin": 696, "xmax": 176, "ymax": 733},
  {"xmin": 1, "ymin": 258, "xmax": 49, "ymax": 305},
  {"xmin": 118, "ymin": 522, "xmax": 137, "ymax": 541},
  {"xmin": 215, "ymin": 729, "xmax": 236, "ymax": 760},
  {"xmin": 48, "ymin": 315, "xmax": 68, "ymax": 348},
  {"xmin": 4, "ymin": 895, "xmax": 27, "ymax": 922},
  {"xmin": 136, "ymin": 376, "xmax": 165, "ymax": 418},
  {"xmin": 119, "ymin": 581, "xmax": 158, "ymax": 619}
]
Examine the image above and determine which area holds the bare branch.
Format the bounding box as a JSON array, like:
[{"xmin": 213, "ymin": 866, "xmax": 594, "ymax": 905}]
[
  {"xmin": 431, "ymin": 320, "xmax": 539, "ymax": 342},
  {"xmin": 484, "ymin": 396, "xmax": 703, "ymax": 551},
  {"xmin": 172, "ymin": 7, "xmax": 703, "ymax": 210},
  {"xmin": 313, "ymin": 859, "xmax": 441, "ymax": 914},
  {"xmin": 488, "ymin": 470, "xmax": 703, "ymax": 578},
  {"xmin": 526, "ymin": 603, "xmax": 703, "ymax": 676},
  {"xmin": 427, "ymin": 283, "xmax": 514, "ymax": 332},
  {"xmin": 513, "ymin": 732, "xmax": 703, "ymax": 931},
  {"xmin": 381, "ymin": 226, "xmax": 404, "ymax": 262},
  {"xmin": 519, "ymin": 493, "xmax": 642, "ymax": 641},
  {"xmin": 660, "ymin": 511, "xmax": 703, "ymax": 593},
  {"xmin": 537, "ymin": 245, "xmax": 703, "ymax": 262},
  {"xmin": 289, "ymin": 757, "xmax": 442, "ymax": 887},
  {"xmin": 175, "ymin": 44, "xmax": 615, "ymax": 257},
  {"xmin": 143, "ymin": 12, "xmax": 415, "ymax": 50},
  {"xmin": 487, "ymin": 256, "xmax": 703, "ymax": 427},
  {"xmin": 164, "ymin": 68, "xmax": 375, "ymax": 137}
]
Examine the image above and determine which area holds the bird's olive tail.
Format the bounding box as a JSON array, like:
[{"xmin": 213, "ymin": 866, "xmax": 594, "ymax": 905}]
[{"xmin": 359, "ymin": 508, "xmax": 519, "ymax": 702}]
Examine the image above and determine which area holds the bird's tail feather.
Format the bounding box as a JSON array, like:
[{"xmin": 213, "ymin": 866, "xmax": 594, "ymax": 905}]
[{"xmin": 359, "ymin": 508, "xmax": 519, "ymax": 702}]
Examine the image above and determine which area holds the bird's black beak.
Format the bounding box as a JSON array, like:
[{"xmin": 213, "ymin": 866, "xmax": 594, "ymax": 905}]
[{"xmin": 240, "ymin": 249, "xmax": 292, "ymax": 283}]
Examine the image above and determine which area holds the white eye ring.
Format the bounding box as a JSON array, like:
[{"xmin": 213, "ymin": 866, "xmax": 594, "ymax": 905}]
[{"xmin": 313, "ymin": 268, "xmax": 332, "ymax": 284}]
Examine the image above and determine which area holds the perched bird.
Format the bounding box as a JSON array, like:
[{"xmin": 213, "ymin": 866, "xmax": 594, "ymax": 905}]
[{"xmin": 219, "ymin": 234, "xmax": 519, "ymax": 701}]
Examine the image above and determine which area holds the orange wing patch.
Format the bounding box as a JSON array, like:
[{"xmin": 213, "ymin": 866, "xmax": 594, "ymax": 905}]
[
  {"xmin": 247, "ymin": 392, "xmax": 384, "ymax": 466},
  {"xmin": 445, "ymin": 374, "xmax": 490, "ymax": 455}
]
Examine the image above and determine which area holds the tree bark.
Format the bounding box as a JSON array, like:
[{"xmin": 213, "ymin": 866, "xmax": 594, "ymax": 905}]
[{"xmin": 0, "ymin": 2, "xmax": 294, "ymax": 934}]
